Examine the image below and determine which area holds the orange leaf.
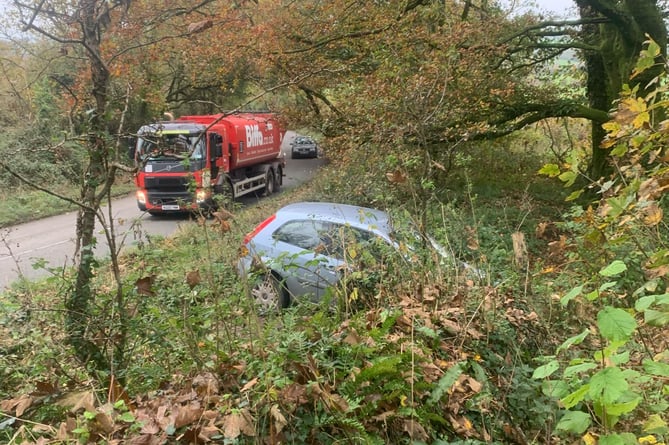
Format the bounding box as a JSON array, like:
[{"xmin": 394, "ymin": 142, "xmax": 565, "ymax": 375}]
[
  {"xmin": 240, "ymin": 377, "xmax": 258, "ymax": 393},
  {"xmin": 643, "ymin": 203, "xmax": 663, "ymax": 226},
  {"xmin": 135, "ymin": 276, "xmax": 155, "ymax": 296},
  {"xmin": 186, "ymin": 270, "xmax": 201, "ymax": 289},
  {"xmin": 385, "ymin": 170, "xmax": 407, "ymax": 184}
]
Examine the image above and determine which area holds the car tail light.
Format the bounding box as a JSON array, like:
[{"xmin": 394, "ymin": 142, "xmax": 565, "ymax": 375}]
[{"xmin": 243, "ymin": 214, "xmax": 276, "ymax": 244}]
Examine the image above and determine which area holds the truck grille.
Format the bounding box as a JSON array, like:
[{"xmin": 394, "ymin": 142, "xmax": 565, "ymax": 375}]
[{"xmin": 144, "ymin": 176, "xmax": 189, "ymax": 192}]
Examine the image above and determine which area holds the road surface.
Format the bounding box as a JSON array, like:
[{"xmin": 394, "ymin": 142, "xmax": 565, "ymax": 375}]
[{"xmin": 0, "ymin": 131, "xmax": 326, "ymax": 290}]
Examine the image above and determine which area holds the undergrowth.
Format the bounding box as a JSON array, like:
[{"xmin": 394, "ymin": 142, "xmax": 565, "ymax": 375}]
[{"xmin": 3, "ymin": 89, "xmax": 666, "ymax": 443}]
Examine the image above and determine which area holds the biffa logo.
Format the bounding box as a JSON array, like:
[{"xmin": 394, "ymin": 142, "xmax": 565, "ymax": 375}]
[{"xmin": 245, "ymin": 125, "xmax": 264, "ymax": 148}]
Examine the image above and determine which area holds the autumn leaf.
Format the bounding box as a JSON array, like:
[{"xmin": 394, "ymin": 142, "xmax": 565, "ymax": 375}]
[
  {"xmin": 643, "ymin": 203, "xmax": 663, "ymax": 226},
  {"xmin": 186, "ymin": 270, "xmax": 201, "ymax": 289},
  {"xmin": 188, "ymin": 19, "xmax": 213, "ymax": 34},
  {"xmin": 217, "ymin": 219, "xmax": 232, "ymax": 234},
  {"xmin": 270, "ymin": 404, "xmax": 287, "ymax": 433},
  {"xmin": 0, "ymin": 394, "xmax": 33, "ymax": 417},
  {"xmin": 223, "ymin": 409, "xmax": 255, "ymax": 439},
  {"xmin": 135, "ymin": 276, "xmax": 155, "ymax": 296},
  {"xmin": 403, "ymin": 418, "xmax": 429, "ymax": 441},
  {"xmin": 466, "ymin": 226, "xmax": 479, "ymax": 250},
  {"xmin": 213, "ymin": 209, "xmax": 235, "ymax": 221},
  {"xmin": 386, "ymin": 169, "xmax": 407, "ymax": 184},
  {"xmin": 241, "ymin": 377, "xmax": 258, "ymax": 393}
]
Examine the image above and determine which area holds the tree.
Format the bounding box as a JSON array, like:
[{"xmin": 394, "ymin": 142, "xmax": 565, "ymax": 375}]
[
  {"xmin": 224, "ymin": 0, "xmax": 668, "ymax": 182},
  {"xmin": 484, "ymin": 0, "xmax": 667, "ymax": 179},
  {"xmin": 8, "ymin": 0, "xmax": 219, "ymax": 379}
]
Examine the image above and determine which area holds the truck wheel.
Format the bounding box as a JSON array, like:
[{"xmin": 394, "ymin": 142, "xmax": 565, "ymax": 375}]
[
  {"xmin": 274, "ymin": 166, "xmax": 282, "ymax": 191},
  {"xmin": 251, "ymin": 274, "xmax": 289, "ymax": 314},
  {"xmin": 263, "ymin": 169, "xmax": 275, "ymax": 196}
]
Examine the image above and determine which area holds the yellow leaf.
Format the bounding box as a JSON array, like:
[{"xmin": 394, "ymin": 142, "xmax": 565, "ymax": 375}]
[
  {"xmin": 639, "ymin": 435, "xmax": 658, "ymax": 445},
  {"xmin": 633, "ymin": 111, "xmax": 650, "ymax": 128},
  {"xmin": 602, "ymin": 121, "xmax": 621, "ymax": 133},
  {"xmin": 582, "ymin": 432, "xmax": 597, "ymax": 445},
  {"xmin": 643, "ymin": 203, "xmax": 663, "ymax": 226},
  {"xmin": 626, "ymin": 97, "xmax": 647, "ymax": 113}
]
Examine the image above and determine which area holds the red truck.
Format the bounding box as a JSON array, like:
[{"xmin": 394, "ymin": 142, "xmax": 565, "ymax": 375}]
[{"xmin": 132, "ymin": 112, "xmax": 285, "ymax": 214}]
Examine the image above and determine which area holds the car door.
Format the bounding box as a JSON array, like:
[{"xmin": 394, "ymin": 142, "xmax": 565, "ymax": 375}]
[{"xmin": 270, "ymin": 219, "xmax": 343, "ymax": 301}]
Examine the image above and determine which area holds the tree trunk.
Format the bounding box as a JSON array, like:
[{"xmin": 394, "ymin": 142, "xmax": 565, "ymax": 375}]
[
  {"xmin": 66, "ymin": 0, "xmax": 112, "ymax": 370},
  {"xmin": 576, "ymin": 0, "xmax": 667, "ymax": 179}
]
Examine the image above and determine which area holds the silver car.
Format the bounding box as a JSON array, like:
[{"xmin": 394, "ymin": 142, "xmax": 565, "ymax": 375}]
[
  {"xmin": 290, "ymin": 136, "xmax": 318, "ymax": 159},
  {"xmin": 237, "ymin": 202, "xmax": 475, "ymax": 312}
]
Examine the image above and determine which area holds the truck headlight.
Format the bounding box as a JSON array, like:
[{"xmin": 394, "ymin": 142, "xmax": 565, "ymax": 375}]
[
  {"xmin": 136, "ymin": 190, "xmax": 146, "ymax": 204},
  {"xmin": 196, "ymin": 189, "xmax": 208, "ymax": 203}
]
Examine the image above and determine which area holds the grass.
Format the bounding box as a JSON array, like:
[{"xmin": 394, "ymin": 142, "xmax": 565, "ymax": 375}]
[{"xmin": 0, "ymin": 174, "xmax": 136, "ymax": 228}]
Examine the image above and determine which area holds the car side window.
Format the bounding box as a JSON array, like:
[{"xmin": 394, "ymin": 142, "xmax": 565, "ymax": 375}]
[
  {"xmin": 273, "ymin": 220, "xmax": 330, "ymax": 250},
  {"xmin": 320, "ymin": 224, "xmax": 383, "ymax": 260}
]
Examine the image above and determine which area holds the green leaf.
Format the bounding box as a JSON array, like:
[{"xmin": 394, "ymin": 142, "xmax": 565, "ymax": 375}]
[
  {"xmin": 556, "ymin": 410, "xmax": 591, "ymax": 434},
  {"xmin": 541, "ymin": 380, "xmax": 570, "ymax": 399},
  {"xmin": 563, "ymin": 362, "xmax": 598, "ymax": 378},
  {"xmin": 557, "ymin": 329, "xmax": 589, "ymax": 354},
  {"xmin": 599, "ymin": 260, "xmax": 627, "ymax": 277},
  {"xmin": 559, "ymin": 171, "xmax": 577, "ymax": 187},
  {"xmin": 647, "ymin": 39, "xmax": 662, "ymax": 58},
  {"xmin": 599, "ymin": 433, "xmax": 637, "ymax": 445},
  {"xmin": 566, "ymin": 189, "xmax": 584, "ymax": 201},
  {"xmin": 599, "ymin": 281, "xmax": 618, "ymax": 292},
  {"xmin": 119, "ymin": 412, "xmax": 136, "ymax": 423},
  {"xmin": 588, "ymin": 367, "xmax": 628, "ymax": 405},
  {"xmin": 561, "ymin": 285, "xmax": 584, "ymax": 306},
  {"xmin": 644, "ymin": 309, "xmax": 669, "ymax": 327},
  {"xmin": 610, "ymin": 143, "xmax": 628, "ymax": 157},
  {"xmin": 532, "ymin": 359, "xmax": 560, "ymax": 379},
  {"xmin": 635, "ymin": 295, "xmax": 659, "ymax": 312},
  {"xmin": 597, "ymin": 307, "xmax": 636, "ymax": 342},
  {"xmin": 605, "ymin": 196, "xmax": 630, "ymax": 219},
  {"xmin": 643, "ymin": 414, "xmax": 669, "ymax": 435},
  {"xmin": 643, "ymin": 359, "xmax": 669, "ymax": 377},
  {"xmin": 428, "ymin": 362, "xmax": 464, "ymax": 406},
  {"xmin": 538, "ymin": 163, "xmax": 561, "ymax": 177},
  {"xmin": 603, "ymin": 397, "xmax": 640, "ymax": 416},
  {"xmin": 561, "ymin": 384, "xmax": 590, "ymax": 409},
  {"xmin": 585, "ymin": 289, "xmax": 600, "ymax": 301}
]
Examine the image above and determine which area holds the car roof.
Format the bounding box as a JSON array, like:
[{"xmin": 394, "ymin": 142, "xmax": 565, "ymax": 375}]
[{"xmin": 275, "ymin": 202, "xmax": 392, "ymax": 234}]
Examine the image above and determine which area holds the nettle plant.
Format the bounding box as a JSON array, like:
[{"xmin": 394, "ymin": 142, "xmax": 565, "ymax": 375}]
[{"xmin": 535, "ymin": 39, "xmax": 669, "ymax": 443}]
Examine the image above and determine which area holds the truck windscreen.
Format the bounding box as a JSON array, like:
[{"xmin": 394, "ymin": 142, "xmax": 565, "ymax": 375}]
[{"xmin": 137, "ymin": 133, "xmax": 205, "ymax": 160}]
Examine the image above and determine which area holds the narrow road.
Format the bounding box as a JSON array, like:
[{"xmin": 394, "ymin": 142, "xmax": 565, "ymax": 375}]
[{"xmin": 0, "ymin": 131, "xmax": 326, "ymax": 290}]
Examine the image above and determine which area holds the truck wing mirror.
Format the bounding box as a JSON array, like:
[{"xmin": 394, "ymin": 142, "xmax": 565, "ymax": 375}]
[{"xmin": 209, "ymin": 134, "xmax": 223, "ymax": 158}]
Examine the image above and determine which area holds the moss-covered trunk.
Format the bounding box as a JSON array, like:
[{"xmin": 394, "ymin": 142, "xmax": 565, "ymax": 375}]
[
  {"xmin": 66, "ymin": 0, "xmax": 113, "ymax": 371},
  {"xmin": 577, "ymin": 0, "xmax": 667, "ymax": 179}
]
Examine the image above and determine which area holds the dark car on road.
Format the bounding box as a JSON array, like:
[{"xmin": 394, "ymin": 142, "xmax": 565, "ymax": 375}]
[{"xmin": 290, "ymin": 136, "xmax": 318, "ymax": 159}]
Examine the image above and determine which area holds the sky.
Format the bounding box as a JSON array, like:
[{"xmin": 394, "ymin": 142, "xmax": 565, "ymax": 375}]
[{"xmin": 520, "ymin": 0, "xmax": 578, "ymax": 17}]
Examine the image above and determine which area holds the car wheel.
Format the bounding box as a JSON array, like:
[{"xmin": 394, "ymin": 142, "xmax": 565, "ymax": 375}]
[
  {"xmin": 263, "ymin": 169, "xmax": 275, "ymax": 196},
  {"xmin": 251, "ymin": 274, "xmax": 288, "ymax": 313}
]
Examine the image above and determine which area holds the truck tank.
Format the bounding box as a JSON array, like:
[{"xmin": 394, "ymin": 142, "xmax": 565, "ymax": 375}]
[{"xmin": 177, "ymin": 113, "xmax": 284, "ymax": 171}]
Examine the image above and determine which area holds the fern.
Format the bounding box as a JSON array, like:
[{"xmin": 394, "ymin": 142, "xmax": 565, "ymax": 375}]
[{"xmin": 428, "ymin": 361, "xmax": 465, "ymax": 406}]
